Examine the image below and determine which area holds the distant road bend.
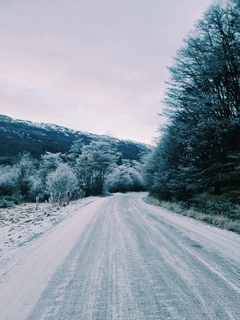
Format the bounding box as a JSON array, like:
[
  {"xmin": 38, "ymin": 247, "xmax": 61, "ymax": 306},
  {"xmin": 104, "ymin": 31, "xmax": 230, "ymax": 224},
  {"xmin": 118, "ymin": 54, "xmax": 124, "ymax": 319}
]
[{"xmin": 1, "ymin": 193, "xmax": 240, "ymax": 319}]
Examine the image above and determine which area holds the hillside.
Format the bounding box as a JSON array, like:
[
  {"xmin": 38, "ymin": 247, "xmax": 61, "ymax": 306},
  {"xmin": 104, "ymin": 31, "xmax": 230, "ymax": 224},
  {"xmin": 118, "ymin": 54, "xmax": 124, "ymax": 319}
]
[{"xmin": 0, "ymin": 115, "xmax": 151, "ymax": 164}]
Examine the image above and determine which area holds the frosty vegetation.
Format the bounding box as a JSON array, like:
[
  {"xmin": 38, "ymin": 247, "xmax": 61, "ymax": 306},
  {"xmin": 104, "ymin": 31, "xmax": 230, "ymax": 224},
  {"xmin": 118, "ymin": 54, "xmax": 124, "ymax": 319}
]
[
  {"xmin": 143, "ymin": 0, "xmax": 240, "ymax": 222},
  {"xmin": 1, "ymin": 0, "xmax": 240, "ymax": 235},
  {"xmin": 0, "ymin": 140, "xmax": 146, "ymax": 208}
]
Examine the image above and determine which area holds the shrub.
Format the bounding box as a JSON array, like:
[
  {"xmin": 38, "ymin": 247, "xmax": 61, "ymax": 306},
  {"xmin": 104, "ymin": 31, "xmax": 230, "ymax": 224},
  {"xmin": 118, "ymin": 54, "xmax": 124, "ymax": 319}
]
[
  {"xmin": 0, "ymin": 197, "xmax": 15, "ymax": 208},
  {"xmin": 46, "ymin": 163, "xmax": 78, "ymax": 206}
]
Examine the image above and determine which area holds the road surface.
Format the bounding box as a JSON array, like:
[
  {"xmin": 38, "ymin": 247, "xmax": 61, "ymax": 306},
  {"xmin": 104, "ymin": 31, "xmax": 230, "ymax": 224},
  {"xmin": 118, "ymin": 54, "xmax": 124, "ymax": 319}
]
[{"xmin": 0, "ymin": 193, "xmax": 240, "ymax": 319}]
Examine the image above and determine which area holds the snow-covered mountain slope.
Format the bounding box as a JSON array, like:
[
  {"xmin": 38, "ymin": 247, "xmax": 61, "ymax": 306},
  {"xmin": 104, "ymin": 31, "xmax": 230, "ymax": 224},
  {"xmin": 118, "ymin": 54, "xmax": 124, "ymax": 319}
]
[{"xmin": 0, "ymin": 115, "xmax": 151, "ymax": 164}]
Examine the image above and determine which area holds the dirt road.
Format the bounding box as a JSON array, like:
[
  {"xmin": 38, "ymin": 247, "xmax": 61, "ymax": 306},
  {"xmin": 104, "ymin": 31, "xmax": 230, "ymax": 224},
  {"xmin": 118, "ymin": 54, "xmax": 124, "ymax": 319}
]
[{"xmin": 1, "ymin": 193, "xmax": 240, "ymax": 319}]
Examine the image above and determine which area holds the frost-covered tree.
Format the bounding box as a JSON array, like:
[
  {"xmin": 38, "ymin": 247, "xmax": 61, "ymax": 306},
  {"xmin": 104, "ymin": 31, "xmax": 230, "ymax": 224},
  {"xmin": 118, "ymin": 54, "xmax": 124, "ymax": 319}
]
[
  {"xmin": 39, "ymin": 151, "xmax": 63, "ymax": 191},
  {"xmin": 105, "ymin": 164, "xmax": 133, "ymax": 193},
  {"xmin": 105, "ymin": 160, "xmax": 145, "ymax": 193},
  {"xmin": 67, "ymin": 139, "xmax": 84, "ymax": 163},
  {"xmin": 147, "ymin": 0, "xmax": 240, "ymax": 200},
  {"xmin": 46, "ymin": 163, "xmax": 78, "ymax": 206},
  {"xmin": 0, "ymin": 165, "xmax": 19, "ymax": 198},
  {"xmin": 15, "ymin": 152, "xmax": 38, "ymax": 200},
  {"xmin": 0, "ymin": 152, "xmax": 40, "ymax": 202},
  {"xmin": 74, "ymin": 141, "xmax": 118, "ymax": 196}
]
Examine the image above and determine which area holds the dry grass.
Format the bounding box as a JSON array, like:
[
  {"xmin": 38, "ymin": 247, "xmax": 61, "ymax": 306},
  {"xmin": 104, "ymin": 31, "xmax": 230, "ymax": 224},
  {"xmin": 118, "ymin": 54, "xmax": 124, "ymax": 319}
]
[
  {"xmin": 147, "ymin": 195, "xmax": 240, "ymax": 235},
  {"xmin": 147, "ymin": 196, "xmax": 160, "ymax": 206}
]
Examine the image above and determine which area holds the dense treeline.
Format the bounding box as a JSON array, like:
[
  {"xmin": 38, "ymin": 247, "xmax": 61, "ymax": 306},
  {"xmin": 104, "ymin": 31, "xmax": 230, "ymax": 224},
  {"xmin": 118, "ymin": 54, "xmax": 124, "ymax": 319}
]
[
  {"xmin": 144, "ymin": 0, "xmax": 240, "ymax": 216},
  {"xmin": 0, "ymin": 140, "xmax": 145, "ymax": 208}
]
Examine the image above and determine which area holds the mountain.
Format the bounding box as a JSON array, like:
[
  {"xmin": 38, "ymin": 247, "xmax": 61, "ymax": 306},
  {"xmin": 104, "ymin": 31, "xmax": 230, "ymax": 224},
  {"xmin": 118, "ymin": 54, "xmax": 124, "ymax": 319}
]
[{"xmin": 0, "ymin": 115, "xmax": 151, "ymax": 164}]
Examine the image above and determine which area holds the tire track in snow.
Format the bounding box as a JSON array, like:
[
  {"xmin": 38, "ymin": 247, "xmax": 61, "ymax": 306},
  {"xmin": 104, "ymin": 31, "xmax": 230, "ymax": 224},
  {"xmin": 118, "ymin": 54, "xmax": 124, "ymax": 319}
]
[{"xmin": 5, "ymin": 192, "xmax": 240, "ymax": 320}]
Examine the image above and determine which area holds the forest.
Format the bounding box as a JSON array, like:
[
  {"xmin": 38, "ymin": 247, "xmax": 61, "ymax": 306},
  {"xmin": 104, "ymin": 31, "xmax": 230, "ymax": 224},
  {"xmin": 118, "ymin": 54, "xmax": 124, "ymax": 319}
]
[
  {"xmin": 0, "ymin": 139, "xmax": 146, "ymax": 208},
  {"xmin": 143, "ymin": 0, "xmax": 240, "ymax": 222}
]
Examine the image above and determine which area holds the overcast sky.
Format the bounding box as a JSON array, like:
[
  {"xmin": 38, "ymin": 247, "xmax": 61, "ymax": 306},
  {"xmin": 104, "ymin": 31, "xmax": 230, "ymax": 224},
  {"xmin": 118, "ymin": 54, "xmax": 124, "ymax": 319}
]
[{"xmin": 0, "ymin": 0, "xmax": 213, "ymax": 144}]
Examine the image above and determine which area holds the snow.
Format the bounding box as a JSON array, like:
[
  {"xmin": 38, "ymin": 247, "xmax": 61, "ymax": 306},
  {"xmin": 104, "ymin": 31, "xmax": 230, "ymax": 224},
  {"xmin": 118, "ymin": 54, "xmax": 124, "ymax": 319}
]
[
  {"xmin": 1, "ymin": 193, "xmax": 240, "ymax": 319},
  {"xmin": 141, "ymin": 195, "xmax": 240, "ymax": 264},
  {"xmin": 0, "ymin": 196, "xmax": 108, "ymax": 319},
  {"xmin": 0, "ymin": 197, "xmax": 97, "ymax": 272}
]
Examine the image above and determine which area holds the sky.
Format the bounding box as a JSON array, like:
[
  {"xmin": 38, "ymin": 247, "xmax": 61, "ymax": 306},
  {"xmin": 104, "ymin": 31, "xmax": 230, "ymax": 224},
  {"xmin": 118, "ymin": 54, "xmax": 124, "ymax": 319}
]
[{"xmin": 0, "ymin": 0, "xmax": 214, "ymax": 145}]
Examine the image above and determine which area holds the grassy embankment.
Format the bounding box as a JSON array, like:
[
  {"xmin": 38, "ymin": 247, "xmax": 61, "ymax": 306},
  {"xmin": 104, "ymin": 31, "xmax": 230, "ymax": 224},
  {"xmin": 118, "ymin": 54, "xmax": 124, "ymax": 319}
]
[{"xmin": 148, "ymin": 188, "xmax": 240, "ymax": 235}]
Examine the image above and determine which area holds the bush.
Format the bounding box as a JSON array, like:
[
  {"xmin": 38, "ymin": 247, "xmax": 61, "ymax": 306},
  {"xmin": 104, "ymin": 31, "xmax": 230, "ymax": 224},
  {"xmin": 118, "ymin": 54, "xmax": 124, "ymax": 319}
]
[
  {"xmin": 0, "ymin": 197, "xmax": 15, "ymax": 208},
  {"xmin": 46, "ymin": 163, "xmax": 78, "ymax": 205}
]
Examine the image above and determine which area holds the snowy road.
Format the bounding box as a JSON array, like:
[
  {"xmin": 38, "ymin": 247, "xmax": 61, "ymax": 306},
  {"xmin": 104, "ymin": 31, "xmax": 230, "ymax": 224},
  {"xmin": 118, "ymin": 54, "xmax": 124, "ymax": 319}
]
[{"xmin": 1, "ymin": 193, "xmax": 240, "ymax": 319}]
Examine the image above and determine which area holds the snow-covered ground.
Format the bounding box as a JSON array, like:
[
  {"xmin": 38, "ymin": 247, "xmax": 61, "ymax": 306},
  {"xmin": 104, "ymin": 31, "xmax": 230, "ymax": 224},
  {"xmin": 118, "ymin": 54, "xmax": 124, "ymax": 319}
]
[
  {"xmin": 0, "ymin": 197, "xmax": 96, "ymax": 267},
  {"xmin": 1, "ymin": 193, "xmax": 240, "ymax": 319}
]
